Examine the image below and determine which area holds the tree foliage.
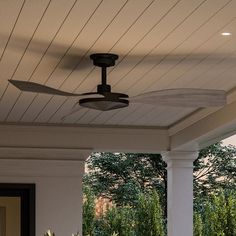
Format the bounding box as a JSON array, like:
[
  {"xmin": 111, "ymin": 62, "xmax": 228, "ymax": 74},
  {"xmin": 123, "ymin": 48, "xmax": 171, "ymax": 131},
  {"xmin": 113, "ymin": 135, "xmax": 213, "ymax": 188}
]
[
  {"xmin": 194, "ymin": 190, "xmax": 236, "ymax": 236},
  {"xmin": 82, "ymin": 188, "xmax": 236, "ymax": 236},
  {"xmin": 84, "ymin": 142, "xmax": 236, "ymax": 206},
  {"xmin": 134, "ymin": 191, "xmax": 165, "ymax": 236},
  {"xmin": 84, "ymin": 152, "xmax": 166, "ymax": 206},
  {"xmin": 82, "ymin": 189, "xmax": 165, "ymax": 236},
  {"xmin": 83, "ymin": 186, "xmax": 96, "ymax": 236},
  {"xmin": 194, "ymin": 142, "xmax": 236, "ymax": 197}
]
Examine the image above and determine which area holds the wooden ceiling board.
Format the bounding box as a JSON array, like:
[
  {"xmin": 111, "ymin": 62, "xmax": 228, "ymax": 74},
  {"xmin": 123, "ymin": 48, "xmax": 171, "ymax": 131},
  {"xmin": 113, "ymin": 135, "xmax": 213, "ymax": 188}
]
[
  {"xmin": 146, "ymin": 108, "xmax": 196, "ymax": 126},
  {"xmin": 101, "ymin": 103, "xmax": 142, "ymax": 125},
  {"xmin": 71, "ymin": 0, "xmax": 207, "ymax": 126},
  {"xmin": 5, "ymin": 0, "xmax": 105, "ymax": 122},
  {"xmin": 34, "ymin": 0, "xmax": 156, "ymax": 123},
  {"xmin": 0, "ymin": 0, "xmax": 235, "ymax": 127},
  {"xmin": 112, "ymin": 0, "xmax": 230, "ymax": 93},
  {"xmin": 18, "ymin": 0, "xmax": 136, "ymax": 122},
  {"xmin": 83, "ymin": 0, "xmax": 232, "ymax": 127},
  {"xmin": 4, "ymin": 0, "xmax": 80, "ymax": 122},
  {"xmin": 87, "ymin": 105, "xmax": 151, "ymax": 125},
  {"xmin": 169, "ymin": 37, "xmax": 236, "ymax": 89},
  {"xmin": 35, "ymin": 0, "xmax": 179, "ymax": 124},
  {"xmin": 0, "ymin": 0, "xmax": 25, "ymax": 56},
  {"xmin": 123, "ymin": 0, "xmax": 234, "ymax": 95},
  {"xmin": 0, "ymin": 0, "xmax": 51, "ymax": 97},
  {"xmin": 142, "ymin": 11, "xmax": 236, "ymax": 92},
  {"xmin": 6, "ymin": 0, "xmax": 102, "ymax": 122},
  {"xmin": 129, "ymin": 106, "xmax": 171, "ymax": 126}
]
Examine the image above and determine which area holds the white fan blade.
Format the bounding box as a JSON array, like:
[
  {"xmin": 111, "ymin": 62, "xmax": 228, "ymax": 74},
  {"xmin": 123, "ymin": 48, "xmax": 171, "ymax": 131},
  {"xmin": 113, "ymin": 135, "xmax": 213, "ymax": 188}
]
[{"xmin": 129, "ymin": 88, "xmax": 226, "ymax": 107}]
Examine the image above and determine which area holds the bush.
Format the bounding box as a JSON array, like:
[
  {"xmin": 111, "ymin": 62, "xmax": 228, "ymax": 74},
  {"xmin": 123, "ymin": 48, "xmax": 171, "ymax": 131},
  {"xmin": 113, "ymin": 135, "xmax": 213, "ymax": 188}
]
[
  {"xmin": 194, "ymin": 190, "xmax": 236, "ymax": 236},
  {"xmin": 96, "ymin": 206, "xmax": 135, "ymax": 236},
  {"xmin": 83, "ymin": 186, "xmax": 96, "ymax": 236},
  {"xmin": 83, "ymin": 187, "xmax": 236, "ymax": 236},
  {"xmin": 135, "ymin": 191, "xmax": 165, "ymax": 236}
]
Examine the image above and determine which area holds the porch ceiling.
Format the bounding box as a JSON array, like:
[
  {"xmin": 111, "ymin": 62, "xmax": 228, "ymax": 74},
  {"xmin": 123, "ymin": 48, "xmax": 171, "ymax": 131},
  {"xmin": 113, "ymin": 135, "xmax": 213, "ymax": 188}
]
[{"xmin": 0, "ymin": 0, "xmax": 236, "ymax": 129}]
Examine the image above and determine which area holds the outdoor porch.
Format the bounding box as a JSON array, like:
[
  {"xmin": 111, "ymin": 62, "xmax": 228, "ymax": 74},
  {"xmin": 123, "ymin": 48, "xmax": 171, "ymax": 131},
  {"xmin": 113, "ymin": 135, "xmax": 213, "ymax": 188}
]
[
  {"xmin": 0, "ymin": 1, "xmax": 236, "ymax": 235},
  {"xmin": 1, "ymin": 94, "xmax": 236, "ymax": 236}
]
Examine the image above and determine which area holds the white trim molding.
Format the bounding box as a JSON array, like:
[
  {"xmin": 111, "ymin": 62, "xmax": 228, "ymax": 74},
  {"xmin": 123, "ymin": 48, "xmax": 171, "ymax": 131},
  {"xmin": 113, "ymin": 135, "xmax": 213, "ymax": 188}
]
[
  {"xmin": 170, "ymin": 98, "xmax": 236, "ymax": 150},
  {"xmin": 0, "ymin": 159, "xmax": 85, "ymax": 177},
  {"xmin": 0, "ymin": 147, "xmax": 91, "ymax": 161},
  {"xmin": 0, "ymin": 124, "xmax": 169, "ymax": 153}
]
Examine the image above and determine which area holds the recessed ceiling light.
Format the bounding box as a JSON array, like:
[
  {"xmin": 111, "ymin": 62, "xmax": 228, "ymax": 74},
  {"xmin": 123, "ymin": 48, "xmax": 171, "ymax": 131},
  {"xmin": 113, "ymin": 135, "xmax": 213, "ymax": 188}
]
[{"xmin": 221, "ymin": 32, "xmax": 231, "ymax": 36}]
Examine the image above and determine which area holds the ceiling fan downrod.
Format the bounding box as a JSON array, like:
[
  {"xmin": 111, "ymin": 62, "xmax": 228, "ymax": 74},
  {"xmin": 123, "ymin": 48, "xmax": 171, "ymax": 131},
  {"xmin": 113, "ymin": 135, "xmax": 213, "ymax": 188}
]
[{"xmin": 90, "ymin": 53, "xmax": 118, "ymax": 94}]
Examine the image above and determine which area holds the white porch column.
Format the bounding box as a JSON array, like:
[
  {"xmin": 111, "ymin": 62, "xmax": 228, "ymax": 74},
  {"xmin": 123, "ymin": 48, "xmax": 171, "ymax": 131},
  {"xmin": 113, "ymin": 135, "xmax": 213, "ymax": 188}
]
[{"xmin": 162, "ymin": 151, "xmax": 198, "ymax": 236}]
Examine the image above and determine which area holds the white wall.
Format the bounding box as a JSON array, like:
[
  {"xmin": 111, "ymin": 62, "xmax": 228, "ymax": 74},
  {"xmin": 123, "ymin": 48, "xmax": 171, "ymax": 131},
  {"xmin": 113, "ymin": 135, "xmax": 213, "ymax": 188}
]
[{"xmin": 0, "ymin": 159, "xmax": 85, "ymax": 236}]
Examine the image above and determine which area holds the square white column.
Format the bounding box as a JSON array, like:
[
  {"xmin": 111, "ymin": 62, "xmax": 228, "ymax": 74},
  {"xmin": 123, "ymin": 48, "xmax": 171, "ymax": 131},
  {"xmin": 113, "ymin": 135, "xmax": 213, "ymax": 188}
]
[{"xmin": 163, "ymin": 151, "xmax": 198, "ymax": 236}]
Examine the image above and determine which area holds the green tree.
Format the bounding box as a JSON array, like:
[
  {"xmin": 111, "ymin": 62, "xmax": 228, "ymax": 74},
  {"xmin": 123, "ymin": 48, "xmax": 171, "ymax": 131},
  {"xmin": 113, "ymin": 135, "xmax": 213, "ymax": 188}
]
[
  {"xmin": 83, "ymin": 186, "xmax": 96, "ymax": 236},
  {"xmin": 96, "ymin": 206, "xmax": 135, "ymax": 236},
  {"xmin": 194, "ymin": 142, "xmax": 236, "ymax": 198},
  {"xmin": 194, "ymin": 190, "xmax": 236, "ymax": 236},
  {"xmin": 84, "ymin": 142, "xmax": 236, "ymax": 207},
  {"xmin": 84, "ymin": 152, "xmax": 166, "ymax": 207},
  {"xmin": 193, "ymin": 212, "xmax": 203, "ymax": 236},
  {"xmin": 135, "ymin": 191, "xmax": 165, "ymax": 236}
]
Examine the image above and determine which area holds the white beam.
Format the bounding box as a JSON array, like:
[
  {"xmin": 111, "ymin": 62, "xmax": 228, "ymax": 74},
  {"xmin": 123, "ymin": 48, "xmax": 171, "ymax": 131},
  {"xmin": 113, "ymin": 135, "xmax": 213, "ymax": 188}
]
[
  {"xmin": 0, "ymin": 147, "xmax": 91, "ymax": 161},
  {"xmin": 0, "ymin": 124, "xmax": 169, "ymax": 153},
  {"xmin": 170, "ymin": 99, "xmax": 236, "ymax": 150}
]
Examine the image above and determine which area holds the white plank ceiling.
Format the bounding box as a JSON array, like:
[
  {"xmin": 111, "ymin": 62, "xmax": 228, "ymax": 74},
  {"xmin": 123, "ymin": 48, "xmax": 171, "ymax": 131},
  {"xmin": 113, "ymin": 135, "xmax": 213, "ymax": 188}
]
[{"xmin": 0, "ymin": 0, "xmax": 236, "ymax": 127}]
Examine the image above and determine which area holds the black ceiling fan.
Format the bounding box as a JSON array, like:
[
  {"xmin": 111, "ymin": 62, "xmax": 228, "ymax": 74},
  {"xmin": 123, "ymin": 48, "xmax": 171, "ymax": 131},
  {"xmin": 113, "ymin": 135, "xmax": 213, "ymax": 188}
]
[{"xmin": 8, "ymin": 53, "xmax": 226, "ymax": 114}]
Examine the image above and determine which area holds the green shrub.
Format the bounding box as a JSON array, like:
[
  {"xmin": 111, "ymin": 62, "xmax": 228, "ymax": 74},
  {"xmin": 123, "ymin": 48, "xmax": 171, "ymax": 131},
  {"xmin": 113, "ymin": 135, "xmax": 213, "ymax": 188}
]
[
  {"xmin": 135, "ymin": 191, "xmax": 165, "ymax": 236},
  {"xmin": 194, "ymin": 190, "xmax": 236, "ymax": 236},
  {"xmin": 83, "ymin": 186, "xmax": 96, "ymax": 236},
  {"xmin": 96, "ymin": 206, "xmax": 135, "ymax": 236}
]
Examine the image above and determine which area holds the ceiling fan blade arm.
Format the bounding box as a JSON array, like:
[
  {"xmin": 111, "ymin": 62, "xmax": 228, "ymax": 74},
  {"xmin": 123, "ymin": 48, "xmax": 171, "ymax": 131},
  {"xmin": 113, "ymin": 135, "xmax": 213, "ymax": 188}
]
[
  {"xmin": 9, "ymin": 80, "xmax": 88, "ymax": 97},
  {"xmin": 129, "ymin": 88, "xmax": 226, "ymax": 107}
]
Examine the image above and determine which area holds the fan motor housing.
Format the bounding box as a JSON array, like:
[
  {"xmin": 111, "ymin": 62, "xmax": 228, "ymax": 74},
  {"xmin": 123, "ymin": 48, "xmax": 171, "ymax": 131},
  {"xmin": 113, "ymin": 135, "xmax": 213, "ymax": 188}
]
[{"xmin": 79, "ymin": 97, "xmax": 129, "ymax": 111}]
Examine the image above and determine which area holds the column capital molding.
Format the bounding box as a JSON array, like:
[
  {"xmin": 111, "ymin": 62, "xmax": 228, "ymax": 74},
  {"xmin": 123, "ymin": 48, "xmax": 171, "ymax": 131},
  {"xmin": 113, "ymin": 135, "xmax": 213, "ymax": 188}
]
[{"xmin": 162, "ymin": 151, "xmax": 198, "ymax": 168}]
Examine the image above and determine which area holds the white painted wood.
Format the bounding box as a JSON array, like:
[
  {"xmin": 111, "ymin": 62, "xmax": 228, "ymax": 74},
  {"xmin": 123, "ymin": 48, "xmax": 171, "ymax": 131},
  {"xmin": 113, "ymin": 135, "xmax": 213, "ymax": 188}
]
[
  {"xmin": 168, "ymin": 89, "xmax": 236, "ymax": 137},
  {"xmin": 84, "ymin": 0, "xmax": 233, "ymax": 127},
  {"xmin": 19, "ymin": 0, "xmax": 130, "ymax": 122},
  {"xmin": 77, "ymin": 0, "xmax": 204, "ymax": 125},
  {"xmin": 0, "ymin": 0, "xmax": 51, "ymax": 116},
  {"xmin": 162, "ymin": 151, "xmax": 198, "ymax": 236},
  {"xmin": 125, "ymin": 0, "xmax": 234, "ymax": 94},
  {"xmin": 0, "ymin": 0, "xmax": 235, "ymax": 128},
  {"xmin": 0, "ymin": 147, "xmax": 91, "ymax": 161},
  {"xmin": 0, "ymin": 159, "xmax": 85, "ymax": 236},
  {"xmin": 0, "ymin": 0, "xmax": 25, "ymax": 55},
  {"xmin": 6, "ymin": 0, "xmax": 102, "ymax": 122},
  {"xmin": 113, "ymin": 0, "xmax": 229, "ymax": 93},
  {"xmin": 0, "ymin": 124, "xmax": 169, "ymax": 153},
  {"xmin": 170, "ymin": 98, "xmax": 236, "ymax": 150},
  {"xmin": 41, "ymin": 0, "xmax": 176, "ymax": 124}
]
